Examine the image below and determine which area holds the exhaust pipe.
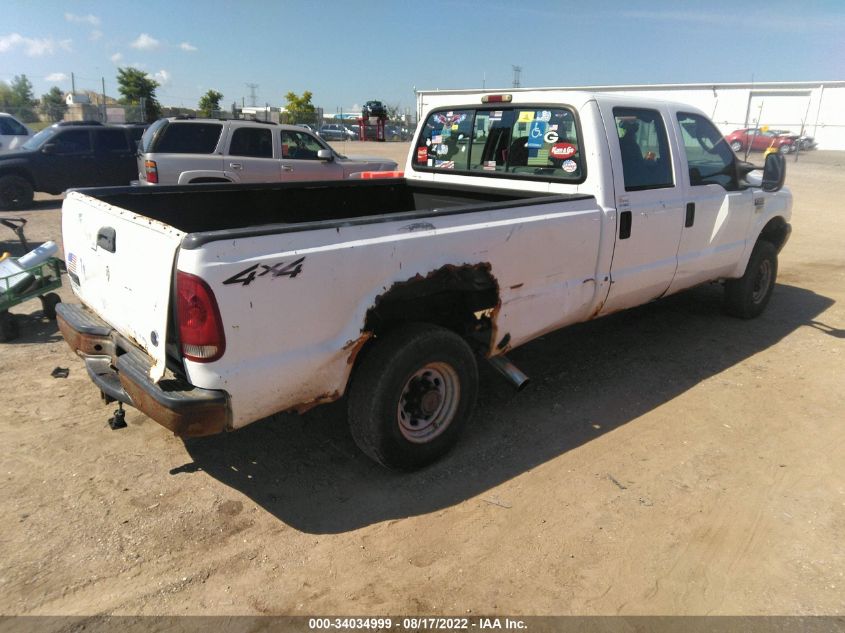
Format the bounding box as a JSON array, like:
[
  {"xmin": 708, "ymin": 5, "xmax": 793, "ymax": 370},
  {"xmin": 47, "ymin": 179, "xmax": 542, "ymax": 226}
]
[{"xmin": 487, "ymin": 355, "xmax": 530, "ymax": 391}]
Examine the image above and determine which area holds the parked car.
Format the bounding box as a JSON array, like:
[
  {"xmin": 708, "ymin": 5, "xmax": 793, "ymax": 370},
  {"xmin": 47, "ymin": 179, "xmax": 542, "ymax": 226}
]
[
  {"xmin": 0, "ymin": 113, "xmax": 33, "ymax": 153},
  {"xmin": 725, "ymin": 128, "xmax": 795, "ymax": 154},
  {"xmin": 137, "ymin": 118, "xmax": 398, "ymax": 185},
  {"xmin": 0, "ymin": 121, "xmax": 141, "ymax": 209},
  {"xmin": 770, "ymin": 129, "xmax": 816, "ymax": 151},
  {"xmin": 318, "ymin": 124, "xmax": 356, "ymax": 141}
]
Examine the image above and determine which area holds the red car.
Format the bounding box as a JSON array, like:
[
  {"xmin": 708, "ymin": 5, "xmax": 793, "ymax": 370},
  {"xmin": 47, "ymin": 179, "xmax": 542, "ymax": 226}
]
[{"xmin": 725, "ymin": 128, "xmax": 794, "ymax": 154}]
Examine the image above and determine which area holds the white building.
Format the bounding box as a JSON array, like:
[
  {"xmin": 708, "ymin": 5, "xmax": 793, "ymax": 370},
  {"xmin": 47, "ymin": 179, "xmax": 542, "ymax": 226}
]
[{"xmin": 416, "ymin": 81, "xmax": 845, "ymax": 150}]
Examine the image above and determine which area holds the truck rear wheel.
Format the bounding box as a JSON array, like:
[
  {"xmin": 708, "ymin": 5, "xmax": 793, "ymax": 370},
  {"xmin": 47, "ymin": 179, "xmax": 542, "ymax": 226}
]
[
  {"xmin": 0, "ymin": 175, "xmax": 34, "ymax": 210},
  {"xmin": 724, "ymin": 240, "xmax": 778, "ymax": 319},
  {"xmin": 347, "ymin": 323, "xmax": 478, "ymax": 470}
]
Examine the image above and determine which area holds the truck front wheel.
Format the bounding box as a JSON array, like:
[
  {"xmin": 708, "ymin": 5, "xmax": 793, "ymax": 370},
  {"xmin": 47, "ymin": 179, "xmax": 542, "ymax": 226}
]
[
  {"xmin": 724, "ymin": 240, "xmax": 778, "ymax": 318},
  {"xmin": 347, "ymin": 323, "xmax": 478, "ymax": 470}
]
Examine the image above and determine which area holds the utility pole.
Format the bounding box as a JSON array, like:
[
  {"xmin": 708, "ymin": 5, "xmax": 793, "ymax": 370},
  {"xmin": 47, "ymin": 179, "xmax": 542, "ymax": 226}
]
[
  {"xmin": 512, "ymin": 65, "xmax": 522, "ymax": 89},
  {"xmin": 101, "ymin": 77, "xmax": 107, "ymax": 122},
  {"xmin": 246, "ymin": 83, "xmax": 259, "ymax": 107},
  {"xmin": 71, "ymin": 72, "xmax": 76, "ymax": 96}
]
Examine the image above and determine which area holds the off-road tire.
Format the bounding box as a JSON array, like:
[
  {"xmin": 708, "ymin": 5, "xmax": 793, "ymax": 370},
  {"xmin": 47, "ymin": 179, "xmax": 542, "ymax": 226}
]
[
  {"xmin": 724, "ymin": 240, "xmax": 778, "ymax": 319},
  {"xmin": 0, "ymin": 311, "xmax": 18, "ymax": 342},
  {"xmin": 347, "ymin": 323, "xmax": 478, "ymax": 470},
  {"xmin": 0, "ymin": 175, "xmax": 34, "ymax": 211},
  {"xmin": 40, "ymin": 292, "xmax": 61, "ymax": 320}
]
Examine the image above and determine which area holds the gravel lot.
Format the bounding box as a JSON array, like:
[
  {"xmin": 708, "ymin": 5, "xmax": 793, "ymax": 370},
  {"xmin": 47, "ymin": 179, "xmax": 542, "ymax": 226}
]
[{"xmin": 0, "ymin": 145, "xmax": 842, "ymax": 617}]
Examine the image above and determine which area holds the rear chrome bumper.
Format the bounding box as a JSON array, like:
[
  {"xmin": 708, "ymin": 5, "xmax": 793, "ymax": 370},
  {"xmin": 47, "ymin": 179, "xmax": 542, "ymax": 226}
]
[{"xmin": 56, "ymin": 303, "xmax": 231, "ymax": 437}]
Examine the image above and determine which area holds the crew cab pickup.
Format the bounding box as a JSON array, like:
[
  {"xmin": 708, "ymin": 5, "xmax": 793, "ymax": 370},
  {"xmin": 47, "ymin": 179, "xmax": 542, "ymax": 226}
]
[{"xmin": 57, "ymin": 92, "xmax": 792, "ymax": 469}]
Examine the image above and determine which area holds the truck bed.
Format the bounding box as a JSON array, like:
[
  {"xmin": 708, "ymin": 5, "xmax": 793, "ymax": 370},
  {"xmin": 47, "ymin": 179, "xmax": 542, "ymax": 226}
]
[{"xmin": 76, "ymin": 179, "xmax": 590, "ymax": 243}]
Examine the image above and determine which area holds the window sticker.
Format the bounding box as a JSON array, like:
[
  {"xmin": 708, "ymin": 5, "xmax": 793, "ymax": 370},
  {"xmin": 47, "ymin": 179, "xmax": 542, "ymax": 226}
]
[
  {"xmin": 435, "ymin": 160, "xmax": 455, "ymax": 169},
  {"xmin": 562, "ymin": 159, "xmax": 578, "ymax": 173},
  {"xmin": 537, "ymin": 110, "xmax": 552, "ymax": 122},
  {"xmin": 527, "ymin": 120, "xmax": 547, "ymax": 149},
  {"xmin": 544, "ymin": 130, "xmax": 559, "ymax": 144},
  {"xmin": 517, "ymin": 111, "xmax": 535, "ymax": 123},
  {"xmin": 417, "ymin": 147, "xmax": 428, "ymax": 162},
  {"xmin": 432, "ymin": 134, "xmax": 443, "ymax": 144},
  {"xmin": 483, "ymin": 160, "xmax": 496, "ymax": 171},
  {"xmin": 435, "ymin": 144, "xmax": 449, "ymax": 156},
  {"xmin": 550, "ymin": 143, "xmax": 576, "ymax": 159}
]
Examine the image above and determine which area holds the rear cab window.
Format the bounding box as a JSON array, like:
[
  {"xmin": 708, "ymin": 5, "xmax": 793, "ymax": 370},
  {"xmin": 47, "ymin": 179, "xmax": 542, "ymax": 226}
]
[
  {"xmin": 413, "ymin": 105, "xmax": 585, "ymax": 183},
  {"xmin": 147, "ymin": 122, "xmax": 223, "ymax": 154}
]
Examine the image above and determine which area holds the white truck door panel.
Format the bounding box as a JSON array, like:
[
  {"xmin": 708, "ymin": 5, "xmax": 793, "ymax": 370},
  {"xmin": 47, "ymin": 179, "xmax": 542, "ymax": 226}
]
[
  {"xmin": 668, "ymin": 111, "xmax": 755, "ymax": 292},
  {"xmin": 598, "ymin": 103, "xmax": 685, "ymax": 315}
]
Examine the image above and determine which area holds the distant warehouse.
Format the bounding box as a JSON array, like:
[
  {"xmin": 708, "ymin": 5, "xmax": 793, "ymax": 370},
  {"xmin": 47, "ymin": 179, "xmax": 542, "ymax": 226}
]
[{"xmin": 416, "ymin": 81, "xmax": 845, "ymax": 150}]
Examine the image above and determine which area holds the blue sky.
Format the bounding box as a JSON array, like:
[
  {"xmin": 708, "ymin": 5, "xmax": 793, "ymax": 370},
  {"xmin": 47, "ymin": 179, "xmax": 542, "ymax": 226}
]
[{"xmin": 2, "ymin": 0, "xmax": 843, "ymax": 114}]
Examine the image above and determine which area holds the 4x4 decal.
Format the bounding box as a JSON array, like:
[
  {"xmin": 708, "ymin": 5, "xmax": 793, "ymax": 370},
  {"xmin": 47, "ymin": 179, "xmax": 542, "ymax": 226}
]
[{"xmin": 222, "ymin": 257, "xmax": 305, "ymax": 286}]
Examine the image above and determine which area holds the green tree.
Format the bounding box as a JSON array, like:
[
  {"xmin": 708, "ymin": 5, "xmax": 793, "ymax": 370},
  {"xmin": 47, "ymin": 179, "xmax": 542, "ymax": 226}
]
[
  {"xmin": 40, "ymin": 86, "xmax": 67, "ymax": 122},
  {"xmin": 198, "ymin": 90, "xmax": 223, "ymax": 117},
  {"xmin": 116, "ymin": 67, "xmax": 162, "ymax": 122},
  {"xmin": 284, "ymin": 90, "xmax": 316, "ymax": 124},
  {"xmin": 1, "ymin": 75, "xmax": 37, "ymax": 120}
]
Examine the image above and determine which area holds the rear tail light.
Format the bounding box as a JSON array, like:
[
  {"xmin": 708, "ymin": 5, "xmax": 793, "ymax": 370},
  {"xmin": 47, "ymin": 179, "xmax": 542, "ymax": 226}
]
[
  {"xmin": 176, "ymin": 271, "xmax": 225, "ymax": 363},
  {"xmin": 145, "ymin": 160, "xmax": 159, "ymax": 183}
]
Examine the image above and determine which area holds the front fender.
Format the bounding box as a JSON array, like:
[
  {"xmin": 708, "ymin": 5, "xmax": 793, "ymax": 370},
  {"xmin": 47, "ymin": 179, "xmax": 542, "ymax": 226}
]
[{"xmin": 729, "ymin": 186, "xmax": 793, "ymax": 278}]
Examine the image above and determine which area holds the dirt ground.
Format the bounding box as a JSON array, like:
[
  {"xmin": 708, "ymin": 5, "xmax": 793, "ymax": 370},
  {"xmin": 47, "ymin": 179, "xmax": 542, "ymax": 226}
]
[{"xmin": 0, "ymin": 144, "xmax": 842, "ymax": 617}]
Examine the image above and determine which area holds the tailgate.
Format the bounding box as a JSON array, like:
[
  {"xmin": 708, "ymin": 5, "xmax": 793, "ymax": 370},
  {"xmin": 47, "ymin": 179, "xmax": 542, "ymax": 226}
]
[{"xmin": 61, "ymin": 190, "xmax": 185, "ymax": 381}]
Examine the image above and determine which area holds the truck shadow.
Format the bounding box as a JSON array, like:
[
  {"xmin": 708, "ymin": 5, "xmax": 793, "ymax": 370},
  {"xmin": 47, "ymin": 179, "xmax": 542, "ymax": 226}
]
[{"xmin": 179, "ymin": 282, "xmax": 832, "ymax": 534}]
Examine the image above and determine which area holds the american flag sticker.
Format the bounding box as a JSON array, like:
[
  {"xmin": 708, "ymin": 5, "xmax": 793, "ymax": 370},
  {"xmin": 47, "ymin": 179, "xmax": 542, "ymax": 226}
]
[{"xmin": 67, "ymin": 252, "xmax": 77, "ymax": 275}]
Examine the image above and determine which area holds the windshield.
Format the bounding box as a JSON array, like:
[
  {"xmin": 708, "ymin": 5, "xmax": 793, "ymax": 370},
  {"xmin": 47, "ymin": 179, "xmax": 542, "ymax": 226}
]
[{"xmin": 21, "ymin": 127, "xmax": 58, "ymax": 151}]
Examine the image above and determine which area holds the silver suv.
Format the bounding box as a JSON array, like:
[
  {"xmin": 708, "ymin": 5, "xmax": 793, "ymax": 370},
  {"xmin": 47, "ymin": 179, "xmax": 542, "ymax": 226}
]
[{"xmin": 136, "ymin": 118, "xmax": 398, "ymax": 185}]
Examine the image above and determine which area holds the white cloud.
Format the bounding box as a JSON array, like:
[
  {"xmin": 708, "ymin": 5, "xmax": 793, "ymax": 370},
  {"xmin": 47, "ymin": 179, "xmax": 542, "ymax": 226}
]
[
  {"xmin": 89, "ymin": 30, "xmax": 103, "ymax": 41},
  {"xmin": 110, "ymin": 52, "xmax": 123, "ymax": 64},
  {"xmin": 130, "ymin": 33, "xmax": 160, "ymax": 50},
  {"xmin": 154, "ymin": 70, "xmax": 171, "ymax": 85},
  {"xmin": 45, "ymin": 72, "xmax": 69, "ymax": 82},
  {"xmin": 179, "ymin": 42, "xmax": 197, "ymax": 52},
  {"xmin": 0, "ymin": 33, "xmax": 71, "ymax": 56},
  {"xmin": 65, "ymin": 13, "xmax": 101, "ymax": 26}
]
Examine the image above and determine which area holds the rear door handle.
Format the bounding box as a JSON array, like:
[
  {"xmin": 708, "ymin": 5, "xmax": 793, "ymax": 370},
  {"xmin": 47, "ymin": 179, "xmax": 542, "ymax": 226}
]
[
  {"xmin": 229, "ymin": 162, "xmax": 243, "ymax": 170},
  {"xmin": 685, "ymin": 202, "xmax": 695, "ymax": 228},
  {"xmin": 281, "ymin": 165, "xmax": 294, "ymax": 172}
]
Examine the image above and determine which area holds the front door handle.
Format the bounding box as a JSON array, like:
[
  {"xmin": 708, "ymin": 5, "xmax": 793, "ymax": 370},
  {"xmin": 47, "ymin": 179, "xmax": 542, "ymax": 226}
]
[
  {"xmin": 685, "ymin": 202, "xmax": 695, "ymax": 228},
  {"xmin": 281, "ymin": 166, "xmax": 294, "ymax": 172},
  {"xmin": 619, "ymin": 210, "xmax": 632, "ymax": 239},
  {"xmin": 229, "ymin": 162, "xmax": 243, "ymax": 170}
]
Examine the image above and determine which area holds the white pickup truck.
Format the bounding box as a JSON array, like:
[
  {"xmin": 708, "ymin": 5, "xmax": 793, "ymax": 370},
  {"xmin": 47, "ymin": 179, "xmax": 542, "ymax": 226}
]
[{"xmin": 56, "ymin": 91, "xmax": 792, "ymax": 469}]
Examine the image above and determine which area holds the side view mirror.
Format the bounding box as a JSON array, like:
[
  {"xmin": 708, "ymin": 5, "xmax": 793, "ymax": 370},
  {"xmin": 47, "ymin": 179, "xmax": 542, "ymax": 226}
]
[
  {"xmin": 42, "ymin": 143, "xmax": 57, "ymax": 154},
  {"xmin": 761, "ymin": 152, "xmax": 786, "ymax": 192},
  {"xmin": 317, "ymin": 149, "xmax": 334, "ymax": 162}
]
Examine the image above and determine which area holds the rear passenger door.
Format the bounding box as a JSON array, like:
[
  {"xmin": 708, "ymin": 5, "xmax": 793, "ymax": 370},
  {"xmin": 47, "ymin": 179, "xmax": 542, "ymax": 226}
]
[
  {"xmin": 599, "ymin": 104, "xmax": 686, "ymax": 315},
  {"xmin": 223, "ymin": 126, "xmax": 279, "ymax": 183},
  {"xmin": 93, "ymin": 128, "xmax": 135, "ymax": 185}
]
